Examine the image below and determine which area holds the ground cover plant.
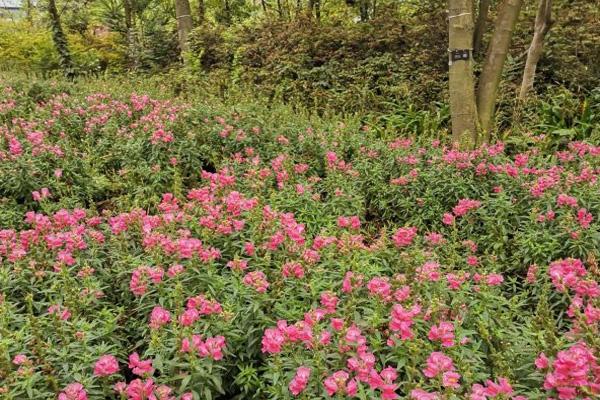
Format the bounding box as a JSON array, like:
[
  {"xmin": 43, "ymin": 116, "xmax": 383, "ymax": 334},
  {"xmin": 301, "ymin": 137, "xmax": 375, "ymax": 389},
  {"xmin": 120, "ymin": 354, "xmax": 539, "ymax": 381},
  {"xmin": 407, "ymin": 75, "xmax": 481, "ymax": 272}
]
[{"xmin": 1, "ymin": 78, "xmax": 600, "ymax": 400}]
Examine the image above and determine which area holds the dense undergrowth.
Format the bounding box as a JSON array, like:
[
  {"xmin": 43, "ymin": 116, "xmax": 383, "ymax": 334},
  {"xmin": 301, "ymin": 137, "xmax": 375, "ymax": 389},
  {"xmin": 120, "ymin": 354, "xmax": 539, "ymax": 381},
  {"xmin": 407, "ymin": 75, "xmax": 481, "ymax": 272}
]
[{"xmin": 1, "ymin": 76, "xmax": 600, "ymax": 400}]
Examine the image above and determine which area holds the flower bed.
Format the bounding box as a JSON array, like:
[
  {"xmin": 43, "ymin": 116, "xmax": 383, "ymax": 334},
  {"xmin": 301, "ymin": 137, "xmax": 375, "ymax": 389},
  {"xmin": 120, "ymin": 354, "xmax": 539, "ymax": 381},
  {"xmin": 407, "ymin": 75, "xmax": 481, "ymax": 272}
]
[{"xmin": 1, "ymin": 84, "xmax": 599, "ymax": 399}]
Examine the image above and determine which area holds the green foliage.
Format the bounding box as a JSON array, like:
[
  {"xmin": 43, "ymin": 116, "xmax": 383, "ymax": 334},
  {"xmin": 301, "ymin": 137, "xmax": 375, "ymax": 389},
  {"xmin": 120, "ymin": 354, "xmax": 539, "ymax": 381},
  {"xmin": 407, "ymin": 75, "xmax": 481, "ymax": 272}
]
[{"xmin": 1, "ymin": 75, "xmax": 599, "ymax": 399}]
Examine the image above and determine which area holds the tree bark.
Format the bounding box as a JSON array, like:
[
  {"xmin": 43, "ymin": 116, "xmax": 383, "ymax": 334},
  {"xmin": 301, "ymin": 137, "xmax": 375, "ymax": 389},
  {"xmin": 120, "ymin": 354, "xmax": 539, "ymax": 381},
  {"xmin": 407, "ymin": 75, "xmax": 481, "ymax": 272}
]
[
  {"xmin": 448, "ymin": 0, "xmax": 479, "ymax": 146},
  {"xmin": 123, "ymin": 0, "xmax": 138, "ymax": 68},
  {"xmin": 519, "ymin": 0, "xmax": 552, "ymax": 99},
  {"xmin": 359, "ymin": 0, "xmax": 369, "ymax": 22},
  {"xmin": 198, "ymin": 0, "xmax": 206, "ymax": 23},
  {"xmin": 473, "ymin": 0, "xmax": 490, "ymax": 54},
  {"xmin": 25, "ymin": 0, "xmax": 33, "ymax": 23},
  {"xmin": 276, "ymin": 0, "xmax": 283, "ymax": 18},
  {"xmin": 175, "ymin": 0, "xmax": 193, "ymax": 53},
  {"xmin": 47, "ymin": 0, "xmax": 75, "ymax": 78},
  {"xmin": 223, "ymin": 0, "xmax": 232, "ymax": 24},
  {"xmin": 476, "ymin": 0, "xmax": 523, "ymax": 137}
]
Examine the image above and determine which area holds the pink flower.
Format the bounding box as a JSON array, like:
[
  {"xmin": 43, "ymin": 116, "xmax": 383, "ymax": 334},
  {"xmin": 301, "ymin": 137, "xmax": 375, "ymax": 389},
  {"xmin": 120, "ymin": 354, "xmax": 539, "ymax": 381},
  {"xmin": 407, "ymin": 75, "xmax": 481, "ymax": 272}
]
[
  {"xmin": 244, "ymin": 242, "xmax": 256, "ymax": 256},
  {"xmin": 48, "ymin": 304, "xmax": 71, "ymax": 320},
  {"xmin": 392, "ymin": 227, "xmax": 418, "ymax": 247},
  {"xmin": 367, "ymin": 277, "xmax": 392, "ymax": 298},
  {"xmin": 410, "ymin": 388, "xmax": 440, "ymax": 400},
  {"xmin": 576, "ymin": 208, "xmax": 593, "ymax": 229},
  {"xmin": 425, "ymin": 232, "xmax": 445, "ymax": 245},
  {"xmin": 442, "ymin": 213, "xmax": 455, "ymax": 225},
  {"xmin": 428, "ymin": 321, "xmax": 455, "ymax": 347},
  {"xmin": 423, "ymin": 352, "xmax": 455, "ymax": 378},
  {"xmin": 379, "ymin": 367, "xmax": 399, "ymax": 399},
  {"xmin": 416, "ymin": 261, "xmax": 441, "ymax": 282},
  {"xmin": 289, "ymin": 366, "xmax": 311, "ymax": 396},
  {"xmin": 149, "ymin": 306, "xmax": 171, "ymax": 329},
  {"xmin": 243, "ymin": 270, "xmax": 269, "ymax": 293},
  {"xmin": 320, "ymin": 291, "xmax": 339, "ymax": 313},
  {"xmin": 548, "ymin": 258, "xmax": 587, "ymax": 292},
  {"xmin": 323, "ymin": 370, "xmax": 356, "ymax": 396},
  {"xmin": 542, "ymin": 341, "xmax": 598, "ymax": 399},
  {"xmin": 178, "ymin": 308, "xmax": 199, "ymax": 326},
  {"xmin": 389, "ymin": 303, "xmax": 421, "ymax": 340},
  {"xmin": 198, "ymin": 336, "xmax": 226, "ymax": 360},
  {"xmin": 535, "ymin": 353, "xmax": 549, "ymax": 369},
  {"xmin": 128, "ymin": 353, "xmax": 154, "ymax": 376},
  {"xmin": 442, "ymin": 371, "xmax": 461, "ymax": 389},
  {"xmin": 126, "ymin": 378, "xmax": 155, "ymax": 400},
  {"xmin": 484, "ymin": 377, "xmax": 513, "ymax": 397},
  {"xmin": 282, "ymin": 262, "xmax": 305, "ymax": 278},
  {"xmin": 93, "ymin": 355, "xmax": 119, "ymax": 377},
  {"xmin": 167, "ymin": 264, "xmax": 184, "ymax": 277},
  {"xmin": 113, "ymin": 381, "xmax": 127, "ymax": 395},
  {"xmin": 557, "ymin": 193, "xmax": 578, "ymax": 208},
  {"xmin": 262, "ymin": 327, "xmax": 286, "ymax": 354},
  {"xmin": 227, "ymin": 259, "xmax": 248, "ymax": 272},
  {"xmin": 452, "ymin": 198, "xmax": 481, "ymax": 217},
  {"xmin": 485, "ymin": 273, "xmax": 504, "ymax": 286},
  {"xmin": 58, "ymin": 382, "xmax": 88, "ymax": 400},
  {"xmin": 342, "ymin": 271, "xmax": 363, "ymax": 293},
  {"xmin": 526, "ymin": 264, "xmax": 538, "ymax": 283},
  {"xmin": 12, "ymin": 354, "xmax": 29, "ymax": 365}
]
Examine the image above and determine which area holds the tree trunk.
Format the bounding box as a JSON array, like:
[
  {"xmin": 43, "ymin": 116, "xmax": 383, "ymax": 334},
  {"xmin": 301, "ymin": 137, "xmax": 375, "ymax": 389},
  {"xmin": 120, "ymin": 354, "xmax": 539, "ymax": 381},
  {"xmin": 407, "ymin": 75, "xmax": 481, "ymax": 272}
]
[
  {"xmin": 223, "ymin": 0, "xmax": 232, "ymax": 24},
  {"xmin": 261, "ymin": 0, "xmax": 267, "ymax": 13},
  {"xmin": 47, "ymin": 0, "xmax": 75, "ymax": 78},
  {"xmin": 473, "ymin": 0, "xmax": 490, "ymax": 54},
  {"xmin": 198, "ymin": 0, "xmax": 206, "ymax": 23},
  {"xmin": 175, "ymin": 0, "xmax": 193, "ymax": 53},
  {"xmin": 359, "ymin": 0, "xmax": 369, "ymax": 22},
  {"xmin": 314, "ymin": 0, "xmax": 320, "ymax": 21},
  {"xmin": 123, "ymin": 0, "xmax": 138, "ymax": 68},
  {"xmin": 124, "ymin": 0, "xmax": 133, "ymax": 31},
  {"xmin": 276, "ymin": 0, "xmax": 283, "ymax": 18},
  {"xmin": 476, "ymin": 0, "xmax": 523, "ymax": 137},
  {"xmin": 25, "ymin": 0, "xmax": 33, "ymax": 23},
  {"xmin": 519, "ymin": 0, "xmax": 552, "ymax": 99},
  {"xmin": 448, "ymin": 0, "xmax": 479, "ymax": 146}
]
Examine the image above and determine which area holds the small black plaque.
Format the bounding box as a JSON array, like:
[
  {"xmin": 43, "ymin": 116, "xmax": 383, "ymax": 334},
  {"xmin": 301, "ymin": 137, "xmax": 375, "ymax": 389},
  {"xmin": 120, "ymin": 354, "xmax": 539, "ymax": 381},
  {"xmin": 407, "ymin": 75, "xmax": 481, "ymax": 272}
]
[{"xmin": 450, "ymin": 49, "xmax": 471, "ymax": 62}]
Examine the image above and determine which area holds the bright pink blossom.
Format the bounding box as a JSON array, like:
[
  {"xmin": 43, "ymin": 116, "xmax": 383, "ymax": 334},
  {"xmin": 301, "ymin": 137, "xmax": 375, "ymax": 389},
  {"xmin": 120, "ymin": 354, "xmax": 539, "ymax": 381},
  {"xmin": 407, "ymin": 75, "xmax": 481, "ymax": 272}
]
[{"xmin": 94, "ymin": 355, "xmax": 119, "ymax": 377}]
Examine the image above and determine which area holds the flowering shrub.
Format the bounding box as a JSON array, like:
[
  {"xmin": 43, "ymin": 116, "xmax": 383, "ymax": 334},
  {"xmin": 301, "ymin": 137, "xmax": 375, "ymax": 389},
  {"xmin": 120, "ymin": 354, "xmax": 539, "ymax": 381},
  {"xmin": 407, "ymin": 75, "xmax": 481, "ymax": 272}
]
[{"xmin": 1, "ymin": 81, "xmax": 599, "ymax": 399}]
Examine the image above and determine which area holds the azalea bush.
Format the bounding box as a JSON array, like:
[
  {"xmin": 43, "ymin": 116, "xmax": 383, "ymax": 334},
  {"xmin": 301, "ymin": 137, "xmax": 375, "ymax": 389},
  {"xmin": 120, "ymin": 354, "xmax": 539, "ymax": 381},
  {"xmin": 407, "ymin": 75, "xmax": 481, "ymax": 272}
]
[{"xmin": 1, "ymin": 79, "xmax": 599, "ymax": 400}]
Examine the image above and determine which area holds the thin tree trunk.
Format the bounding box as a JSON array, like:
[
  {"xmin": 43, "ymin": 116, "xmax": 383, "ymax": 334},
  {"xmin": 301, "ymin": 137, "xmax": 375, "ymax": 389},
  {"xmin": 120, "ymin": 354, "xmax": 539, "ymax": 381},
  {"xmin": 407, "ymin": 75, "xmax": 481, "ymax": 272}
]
[
  {"xmin": 175, "ymin": 0, "xmax": 193, "ymax": 53},
  {"xmin": 223, "ymin": 0, "xmax": 232, "ymax": 24},
  {"xmin": 276, "ymin": 0, "xmax": 283, "ymax": 18},
  {"xmin": 473, "ymin": 0, "xmax": 490, "ymax": 54},
  {"xmin": 261, "ymin": 0, "xmax": 267, "ymax": 13},
  {"xmin": 476, "ymin": 0, "xmax": 523, "ymax": 137},
  {"xmin": 314, "ymin": 0, "xmax": 320, "ymax": 21},
  {"xmin": 47, "ymin": 0, "xmax": 75, "ymax": 78},
  {"xmin": 359, "ymin": 0, "xmax": 369, "ymax": 22},
  {"xmin": 519, "ymin": 0, "xmax": 552, "ymax": 99},
  {"xmin": 198, "ymin": 0, "xmax": 206, "ymax": 23},
  {"xmin": 25, "ymin": 0, "xmax": 33, "ymax": 23},
  {"xmin": 123, "ymin": 0, "xmax": 138, "ymax": 68},
  {"xmin": 448, "ymin": 0, "xmax": 479, "ymax": 146}
]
